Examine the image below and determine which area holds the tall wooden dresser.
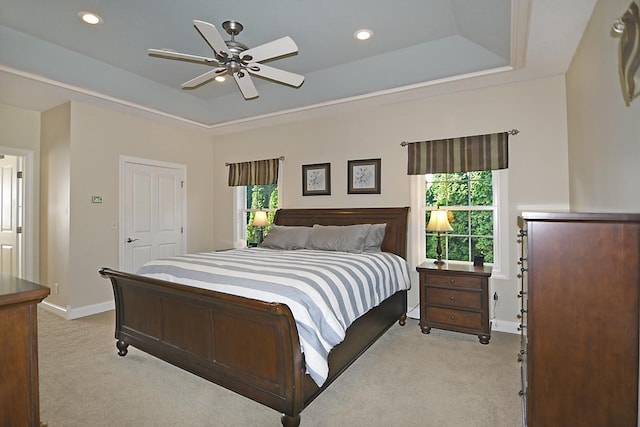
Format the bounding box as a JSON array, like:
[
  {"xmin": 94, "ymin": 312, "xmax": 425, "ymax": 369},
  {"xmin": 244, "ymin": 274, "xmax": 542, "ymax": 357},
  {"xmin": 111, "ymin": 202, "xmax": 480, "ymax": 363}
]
[
  {"xmin": 517, "ymin": 212, "xmax": 640, "ymax": 426},
  {"xmin": 0, "ymin": 275, "xmax": 50, "ymax": 427}
]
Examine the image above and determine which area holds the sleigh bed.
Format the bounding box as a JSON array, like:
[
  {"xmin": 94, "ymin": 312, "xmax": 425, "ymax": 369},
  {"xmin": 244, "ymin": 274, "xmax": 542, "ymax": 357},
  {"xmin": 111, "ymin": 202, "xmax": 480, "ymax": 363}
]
[{"xmin": 99, "ymin": 207, "xmax": 409, "ymax": 426}]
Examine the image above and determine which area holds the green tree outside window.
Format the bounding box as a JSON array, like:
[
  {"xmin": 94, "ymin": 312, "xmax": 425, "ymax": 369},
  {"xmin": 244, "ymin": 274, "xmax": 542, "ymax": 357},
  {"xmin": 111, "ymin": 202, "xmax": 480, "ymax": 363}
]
[
  {"xmin": 246, "ymin": 184, "xmax": 278, "ymax": 243},
  {"xmin": 425, "ymin": 171, "xmax": 494, "ymax": 263}
]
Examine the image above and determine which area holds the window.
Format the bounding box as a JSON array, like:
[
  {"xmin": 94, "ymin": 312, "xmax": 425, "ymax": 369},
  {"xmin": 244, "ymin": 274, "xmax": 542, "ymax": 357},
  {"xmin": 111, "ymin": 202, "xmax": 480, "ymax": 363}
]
[
  {"xmin": 415, "ymin": 169, "xmax": 508, "ymax": 276},
  {"xmin": 426, "ymin": 171, "xmax": 495, "ymax": 262},
  {"xmin": 234, "ymin": 184, "xmax": 279, "ymax": 245}
]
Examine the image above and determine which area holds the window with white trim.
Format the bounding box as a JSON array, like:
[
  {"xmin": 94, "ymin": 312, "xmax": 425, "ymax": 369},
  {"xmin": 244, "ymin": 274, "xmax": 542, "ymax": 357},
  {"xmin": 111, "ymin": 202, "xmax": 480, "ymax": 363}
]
[
  {"xmin": 234, "ymin": 184, "xmax": 279, "ymax": 246},
  {"xmin": 416, "ymin": 169, "xmax": 508, "ymax": 276}
]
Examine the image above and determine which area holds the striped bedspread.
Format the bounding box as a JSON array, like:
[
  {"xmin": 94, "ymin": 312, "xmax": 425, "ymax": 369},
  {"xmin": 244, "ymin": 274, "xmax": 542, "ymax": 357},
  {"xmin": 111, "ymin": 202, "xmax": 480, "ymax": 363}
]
[{"xmin": 136, "ymin": 248, "xmax": 411, "ymax": 386}]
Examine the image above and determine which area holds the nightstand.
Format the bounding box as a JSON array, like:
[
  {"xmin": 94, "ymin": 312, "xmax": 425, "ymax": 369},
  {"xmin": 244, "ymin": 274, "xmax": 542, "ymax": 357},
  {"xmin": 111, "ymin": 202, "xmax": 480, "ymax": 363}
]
[{"xmin": 416, "ymin": 262, "xmax": 492, "ymax": 344}]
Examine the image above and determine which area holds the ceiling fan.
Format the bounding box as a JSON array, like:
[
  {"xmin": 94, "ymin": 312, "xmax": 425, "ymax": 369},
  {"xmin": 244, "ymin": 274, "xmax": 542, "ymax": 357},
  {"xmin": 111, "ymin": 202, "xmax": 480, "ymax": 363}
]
[{"xmin": 148, "ymin": 20, "xmax": 304, "ymax": 100}]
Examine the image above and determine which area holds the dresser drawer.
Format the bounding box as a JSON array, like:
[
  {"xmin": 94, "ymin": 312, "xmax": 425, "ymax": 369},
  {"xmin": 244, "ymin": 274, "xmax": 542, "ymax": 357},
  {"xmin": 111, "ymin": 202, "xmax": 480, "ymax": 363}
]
[
  {"xmin": 426, "ymin": 273, "xmax": 482, "ymax": 289},
  {"xmin": 426, "ymin": 287, "xmax": 482, "ymax": 309},
  {"xmin": 426, "ymin": 307, "xmax": 482, "ymax": 330}
]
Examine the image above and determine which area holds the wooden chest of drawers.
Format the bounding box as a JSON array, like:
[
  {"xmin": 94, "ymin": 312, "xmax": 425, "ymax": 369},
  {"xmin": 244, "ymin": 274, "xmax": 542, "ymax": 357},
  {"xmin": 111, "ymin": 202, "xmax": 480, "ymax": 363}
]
[
  {"xmin": 0, "ymin": 274, "xmax": 50, "ymax": 427},
  {"xmin": 416, "ymin": 262, "xmax": 492, "ymax": 344}
]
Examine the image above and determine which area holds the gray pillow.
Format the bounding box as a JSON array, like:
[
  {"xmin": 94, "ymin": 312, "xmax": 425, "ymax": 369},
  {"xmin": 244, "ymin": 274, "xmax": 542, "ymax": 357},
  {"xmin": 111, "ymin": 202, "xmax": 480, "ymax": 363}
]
[
  {"xmin": 363, "ymin": 223, "xmax": 387, "ymax": 252},
  {"xmin": 305, "ymin": 224, "xmax": 371, "ymax": 253},
  {"xmin": 260, "ymin": 225, "xmax": 311, "ymax": 250}
]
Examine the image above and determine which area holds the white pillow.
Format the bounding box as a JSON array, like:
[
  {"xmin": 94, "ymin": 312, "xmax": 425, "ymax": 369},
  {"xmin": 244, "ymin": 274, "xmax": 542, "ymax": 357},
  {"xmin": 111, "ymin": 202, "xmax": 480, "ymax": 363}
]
[{"xmin": 305, "ymin": 224, "xmax": 371, "ymax": 253}]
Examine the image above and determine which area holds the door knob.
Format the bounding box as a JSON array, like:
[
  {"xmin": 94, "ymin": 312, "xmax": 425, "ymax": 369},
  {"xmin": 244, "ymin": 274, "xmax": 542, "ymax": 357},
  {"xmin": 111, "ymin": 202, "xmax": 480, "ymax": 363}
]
[{"xmin": 126, "ymin": 238, "xmax": 139, "ymax": 243}]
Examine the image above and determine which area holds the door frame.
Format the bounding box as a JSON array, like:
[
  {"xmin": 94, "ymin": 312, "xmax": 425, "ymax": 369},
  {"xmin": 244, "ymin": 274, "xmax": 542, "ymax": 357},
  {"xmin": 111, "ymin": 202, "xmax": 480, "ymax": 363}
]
[
  {"xmin": 119, "ymin": 155, "xmax": 187, "ymax": 271},
  {"xmin": 0, "ymin": 146, "xmax": 36, "ymax": 281}
]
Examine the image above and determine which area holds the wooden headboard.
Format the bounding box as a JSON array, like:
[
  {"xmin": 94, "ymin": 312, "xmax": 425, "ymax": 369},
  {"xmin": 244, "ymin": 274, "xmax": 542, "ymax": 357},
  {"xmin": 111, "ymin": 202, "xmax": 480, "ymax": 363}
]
[{"xmin": 273, "ymin": 207, "xmax": 410, "ymax": 259}]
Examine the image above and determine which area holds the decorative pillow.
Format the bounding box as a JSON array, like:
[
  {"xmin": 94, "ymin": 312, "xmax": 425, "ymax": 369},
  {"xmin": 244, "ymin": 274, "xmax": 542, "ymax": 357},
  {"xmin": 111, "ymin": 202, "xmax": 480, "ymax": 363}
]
[
  {"xmin": 260, "ymin": 225, "xmax": 311, "ymax": 250},
  {"xmin": 363, "ymin": 223, "xmax": 387, "ymax": 252},
  {"xmin": 305, "ymin": 224, "xmax": 371, "ymax": 253}
]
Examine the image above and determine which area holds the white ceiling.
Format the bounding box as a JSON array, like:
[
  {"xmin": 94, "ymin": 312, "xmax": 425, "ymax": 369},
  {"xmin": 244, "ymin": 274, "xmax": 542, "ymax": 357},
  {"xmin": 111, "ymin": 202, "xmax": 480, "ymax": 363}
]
[{"xmin": 0, "ymin": 0, "xmax": 596, "ymax": 133}]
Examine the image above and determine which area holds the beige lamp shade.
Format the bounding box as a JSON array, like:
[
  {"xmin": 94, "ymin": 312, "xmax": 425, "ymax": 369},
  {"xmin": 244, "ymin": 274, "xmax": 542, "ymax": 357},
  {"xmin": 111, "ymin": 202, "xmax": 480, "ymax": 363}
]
[
  {"xmin": 252, "ymin": 211, "xmax": 269, "ymax": 227},
  {"xmin": 427, "ymin": 210, "xmax": 453, "ymax": 232}
]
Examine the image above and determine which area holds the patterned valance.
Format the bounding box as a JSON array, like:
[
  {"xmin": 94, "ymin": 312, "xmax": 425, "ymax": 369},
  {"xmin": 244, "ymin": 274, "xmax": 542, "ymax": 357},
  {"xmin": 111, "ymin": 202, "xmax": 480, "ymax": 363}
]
[
  {"xmin": 227, "ymin": 157, "xmax": 281, "ymax": 186},
  {"xmin": 405, "ymin": 131, "xmax": 511, "ymax": 175}
]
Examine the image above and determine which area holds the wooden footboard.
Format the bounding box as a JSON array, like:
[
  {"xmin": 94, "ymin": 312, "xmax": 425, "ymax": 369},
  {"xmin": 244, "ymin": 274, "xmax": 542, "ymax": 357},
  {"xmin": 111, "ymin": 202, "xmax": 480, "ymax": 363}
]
[
  {"xmin": 99, "ymin": 268, "xmax": 406, "ymax": 426},
  {"xmin": 100, "ymin": 268, "xmax": 307, "ymax": 420}
]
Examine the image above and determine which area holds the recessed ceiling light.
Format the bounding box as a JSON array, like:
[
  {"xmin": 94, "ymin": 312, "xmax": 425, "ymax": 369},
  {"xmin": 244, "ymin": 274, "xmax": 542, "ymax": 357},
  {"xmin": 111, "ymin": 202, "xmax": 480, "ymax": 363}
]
[
  {"xmin": 214, "ymin": 75, "xmax": 227, "ymax": 83},
  {"xmin": 78, "ymin": 11, "xmax": 103, "ymax": 25},
  {"xmin": 354, "ymin": 29, "xmax": 373, "ymax": 41}
]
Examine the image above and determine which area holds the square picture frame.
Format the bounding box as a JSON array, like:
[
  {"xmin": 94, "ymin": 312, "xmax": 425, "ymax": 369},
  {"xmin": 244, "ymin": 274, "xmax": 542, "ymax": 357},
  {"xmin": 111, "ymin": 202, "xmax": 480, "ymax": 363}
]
[
  {"xmin": 302, "ymin": 163, "xmax": 331, "ymax": 196},
  {"xmin": 348, "ymin": 158, "xmax": 381, "ymax": 194}
]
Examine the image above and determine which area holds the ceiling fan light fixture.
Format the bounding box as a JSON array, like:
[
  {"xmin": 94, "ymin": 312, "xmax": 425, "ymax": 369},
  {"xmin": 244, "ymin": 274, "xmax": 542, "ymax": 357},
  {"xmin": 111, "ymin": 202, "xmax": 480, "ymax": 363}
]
[
  {"xmin": 149, "ymin": 19, "xmax": 303, "ymax": 100},
  {"xmin": 78, "ymin": 11, "xmax": 103, "ymax": 25},
  {"xmin": 354, "ymin": 29, "xmax": 373, "ymax": 41}
]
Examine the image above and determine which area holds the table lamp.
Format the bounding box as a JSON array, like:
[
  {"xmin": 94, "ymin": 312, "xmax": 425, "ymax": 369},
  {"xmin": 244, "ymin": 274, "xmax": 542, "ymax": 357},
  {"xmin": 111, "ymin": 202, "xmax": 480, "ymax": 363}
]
[
  {"xmin": 252, "ymin": 211, "xmax": 269, "ymax": 245},
  {"xmin": 427, "ymin": 209, "xmax": 453, "ymax": 264}
]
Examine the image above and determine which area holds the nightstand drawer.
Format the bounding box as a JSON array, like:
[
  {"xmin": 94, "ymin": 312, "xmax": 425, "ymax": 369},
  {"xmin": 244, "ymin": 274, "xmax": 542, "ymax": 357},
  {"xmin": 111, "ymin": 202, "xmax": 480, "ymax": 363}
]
[
  {"xmin": 426, "ymin": 273, "xmax": 482, "ymax": 289},
  {"xmin": 426, "ymin": 307, "xmax": 482, "ymax": 330},
  {"xmin": 426, "ymin": 287, "xmax": 482, "ymax": 309}
]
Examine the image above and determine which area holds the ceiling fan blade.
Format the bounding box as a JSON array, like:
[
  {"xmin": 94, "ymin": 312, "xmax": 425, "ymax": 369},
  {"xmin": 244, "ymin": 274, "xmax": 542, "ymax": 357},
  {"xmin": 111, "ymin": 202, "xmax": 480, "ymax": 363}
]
[
  {"xmin": 247, "ymin": 64, "xmax": 304, "ymax": 87},
  {"xmin": 241, "ymin": 36, "xmax": 298, "ymax": 63},
  {"xmin": 182, "ymin": 69, "xmax": 226, "ymax": 88},
  {"xmin": 233, "ymin": 72, "xmax": 259, "ymax": 99},
  {"xmin": 193, "ymin": 20, "xmax": 230, "ymax": 58},
  {"xmin": 148, "ymin": 49, "xmax": 219, "ymax": 65}
]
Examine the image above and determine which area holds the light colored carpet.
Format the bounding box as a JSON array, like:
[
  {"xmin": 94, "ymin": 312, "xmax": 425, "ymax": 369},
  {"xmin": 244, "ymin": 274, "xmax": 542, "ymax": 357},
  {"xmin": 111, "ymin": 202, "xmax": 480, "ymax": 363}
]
[{"xmin": 37, "ymin": 308, "xmax": 522, "ymax": 426}]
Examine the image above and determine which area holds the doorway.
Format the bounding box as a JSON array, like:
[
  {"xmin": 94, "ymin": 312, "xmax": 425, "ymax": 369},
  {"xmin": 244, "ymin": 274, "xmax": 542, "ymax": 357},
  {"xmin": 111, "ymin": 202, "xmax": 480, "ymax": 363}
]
[{"xmin": 0, "ymin": 147, "xmax": 35, "ymax": 281}]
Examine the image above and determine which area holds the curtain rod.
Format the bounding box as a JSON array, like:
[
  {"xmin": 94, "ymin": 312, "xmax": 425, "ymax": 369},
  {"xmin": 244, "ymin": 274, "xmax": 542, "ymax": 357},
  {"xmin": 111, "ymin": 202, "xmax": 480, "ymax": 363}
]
[
  {"xmin": 225, "ymin": 156, "xmax": 285, "ymax": 166},
  {"xmin": 400, "ymin": 129, "xmax": 520, "ymax": 146}
]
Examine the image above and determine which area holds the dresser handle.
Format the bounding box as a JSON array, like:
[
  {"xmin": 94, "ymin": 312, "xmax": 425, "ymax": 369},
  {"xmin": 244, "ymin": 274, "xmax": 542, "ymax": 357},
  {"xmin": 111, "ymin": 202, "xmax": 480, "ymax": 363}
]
[
  {"xmin": 449, "ymin": 296, "xmax": 456, "ymax": 301},
  {"xmin": 449, "ymin": 279, "xmax": 455, "ymax": 283},
  {"xmin": 449, "ymin": 315, "xmax": 456, "ymax": 320}
]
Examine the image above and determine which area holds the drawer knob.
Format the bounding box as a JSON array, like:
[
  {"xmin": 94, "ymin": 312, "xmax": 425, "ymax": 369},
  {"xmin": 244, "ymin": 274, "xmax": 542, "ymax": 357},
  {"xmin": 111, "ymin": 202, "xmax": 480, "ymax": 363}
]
[
  {"xmin": 449, "ymin": 315, "xmax": 456, "ymax": 320},
  {"xmin": 449, "ymin": 279, "xmax": 455, "ymax": 283},
  {"xmin": 449, "ymin": 296, "xmax": 456, "ymax": 301}
]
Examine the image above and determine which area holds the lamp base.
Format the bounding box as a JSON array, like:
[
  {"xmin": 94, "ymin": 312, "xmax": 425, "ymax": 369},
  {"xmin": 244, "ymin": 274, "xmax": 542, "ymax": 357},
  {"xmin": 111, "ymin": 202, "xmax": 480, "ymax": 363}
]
[{"xmin": 433, "ymin": 259, "xmax": 445, "ymax": 265}]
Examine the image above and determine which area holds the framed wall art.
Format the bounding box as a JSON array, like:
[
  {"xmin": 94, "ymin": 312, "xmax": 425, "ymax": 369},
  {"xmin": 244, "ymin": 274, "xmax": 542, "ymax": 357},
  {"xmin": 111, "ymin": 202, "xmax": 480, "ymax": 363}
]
[
  {"xmin": 348, "ymin": 158, "xmax": 381, "ymax": 194},
  {"xmin": 302, "ymin": 163, "xmax": 331, "ymax": 196}
]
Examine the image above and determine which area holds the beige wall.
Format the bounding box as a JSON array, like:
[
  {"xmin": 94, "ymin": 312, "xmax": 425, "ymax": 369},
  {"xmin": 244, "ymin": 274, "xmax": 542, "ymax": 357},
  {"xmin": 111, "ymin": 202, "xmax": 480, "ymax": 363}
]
[
  {"xmin": 41, "ymin": 103, "xmax": 71, "ymax": 308},
  {"xmin": 39, "ymin": 101, "xmax": 215, "ymax": 316},
  {"xmin": 566, "ymin": 0, "xmax": 640, "ymax": 212},
  {"xmin": 1, "ymin": 75, "xmax": 576, "ymax": 326},
  {"xmin": 212, "ymin": 75, "xmax": 571, "ymax": 327},
  {"xmin": 0, "ymin": 104, "xmax": 40, "ymax": 152}
]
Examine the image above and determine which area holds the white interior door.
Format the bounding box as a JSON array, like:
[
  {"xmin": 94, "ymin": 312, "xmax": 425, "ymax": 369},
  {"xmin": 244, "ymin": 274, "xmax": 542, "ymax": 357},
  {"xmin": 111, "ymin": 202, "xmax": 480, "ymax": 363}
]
[
  {"xmin": 0, "ymin": 155, "xmax": 18, "ymax": 276},
  {"xmin": 121, "ymin": 159, "xmax": 185, "ymax": 273}
]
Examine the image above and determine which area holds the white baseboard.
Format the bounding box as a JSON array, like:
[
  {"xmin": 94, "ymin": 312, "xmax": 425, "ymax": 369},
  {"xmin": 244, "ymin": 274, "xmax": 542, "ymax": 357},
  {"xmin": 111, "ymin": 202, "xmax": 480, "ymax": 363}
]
[
  {"xmin": 491, "ymin": 319, "xmax": 520, "ymax": 334},
  {"xmin": 40, "ymin": 299, "xmax": 115, "ymax": 320}
]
